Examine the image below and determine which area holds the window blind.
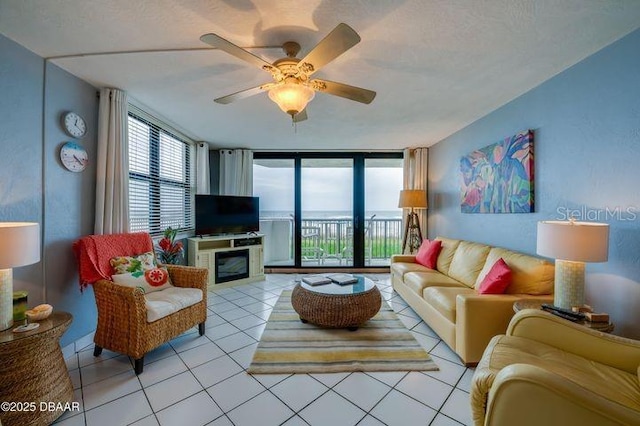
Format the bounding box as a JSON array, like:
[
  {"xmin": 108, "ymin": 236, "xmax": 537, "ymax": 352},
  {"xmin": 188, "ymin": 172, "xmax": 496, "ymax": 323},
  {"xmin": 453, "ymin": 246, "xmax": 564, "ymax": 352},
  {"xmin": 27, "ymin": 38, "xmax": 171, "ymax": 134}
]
[{"xmin": 127, "ymin": 110, "xmax": 195, "ymax": 235}]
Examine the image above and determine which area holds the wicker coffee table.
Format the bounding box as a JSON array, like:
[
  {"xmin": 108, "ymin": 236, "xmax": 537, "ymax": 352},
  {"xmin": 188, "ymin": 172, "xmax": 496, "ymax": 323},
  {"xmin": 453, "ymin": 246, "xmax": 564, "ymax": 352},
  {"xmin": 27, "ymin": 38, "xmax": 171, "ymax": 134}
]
[{"xmin": 291, "ymin": 276, "xmax": 382, "ymax": 330}]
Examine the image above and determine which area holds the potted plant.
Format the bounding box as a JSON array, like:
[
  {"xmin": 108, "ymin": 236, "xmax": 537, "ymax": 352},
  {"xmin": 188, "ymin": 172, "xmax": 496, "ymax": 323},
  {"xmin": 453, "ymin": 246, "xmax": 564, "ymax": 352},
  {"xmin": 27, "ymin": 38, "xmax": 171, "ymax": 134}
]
[{"xmin": 156, "ymin": 227, "xmax": 184, "ymax": 265}]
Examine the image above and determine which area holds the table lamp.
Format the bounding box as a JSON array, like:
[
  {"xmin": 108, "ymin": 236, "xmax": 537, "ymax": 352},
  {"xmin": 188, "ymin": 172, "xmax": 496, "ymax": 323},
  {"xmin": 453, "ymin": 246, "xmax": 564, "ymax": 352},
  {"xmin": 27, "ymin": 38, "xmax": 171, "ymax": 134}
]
[
  {"xmin": 536, "ymin": 220, "xmax": 609, "ymax": 309},
  {"xmin": 0, "ymin": 222, "xmax": 40, "ymax": 330},
  {"xmin": 398, "ymin": 189, "xmax": 427, "ymax": 254}
]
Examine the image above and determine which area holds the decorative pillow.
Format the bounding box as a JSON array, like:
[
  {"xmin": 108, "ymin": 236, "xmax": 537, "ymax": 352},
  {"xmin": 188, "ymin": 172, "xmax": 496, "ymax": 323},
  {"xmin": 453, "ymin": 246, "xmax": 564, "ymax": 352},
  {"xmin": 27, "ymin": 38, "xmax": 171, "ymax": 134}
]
[
  {"xmin": 111, "ymin": 267, "xmax": 173, "ymax": 294},
  {"xmin": 478, "ymin": 258, "xmax": 512, "ymax": 294},
  {"xmin": 415, "ymin": 239, "xmax": 443, "ymax": 269},
  {"xmin": 110, "ymin": 252, "xmax": 157, "ymax": 275}
]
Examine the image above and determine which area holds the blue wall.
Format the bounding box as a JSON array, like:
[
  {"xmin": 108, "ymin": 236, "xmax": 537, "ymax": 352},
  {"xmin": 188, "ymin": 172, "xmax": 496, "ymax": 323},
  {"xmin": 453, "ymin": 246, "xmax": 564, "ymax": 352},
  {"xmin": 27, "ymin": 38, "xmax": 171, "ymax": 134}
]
[
  {"xmin": 428, "ymin": 28, "xmax": 640, "ymax": 338},
  {"xmin": 0, "ymin": 34, "xmax": 99, "ymax": 346},
  {"xmin": 0, "ymin": 33, "xmax": 44, "ymax": 301}
]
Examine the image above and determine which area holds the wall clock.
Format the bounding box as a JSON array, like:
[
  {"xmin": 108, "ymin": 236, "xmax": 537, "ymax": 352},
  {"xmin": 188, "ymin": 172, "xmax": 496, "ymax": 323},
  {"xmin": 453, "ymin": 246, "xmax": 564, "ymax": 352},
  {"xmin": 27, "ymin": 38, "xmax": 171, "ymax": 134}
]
[
  {"xmin": 60, "ymin": 141, "xmax": 88, "ymax": 172},
  {"xmin": 62, "ymin": 111, "xmax": 87, "ymax": 138}
]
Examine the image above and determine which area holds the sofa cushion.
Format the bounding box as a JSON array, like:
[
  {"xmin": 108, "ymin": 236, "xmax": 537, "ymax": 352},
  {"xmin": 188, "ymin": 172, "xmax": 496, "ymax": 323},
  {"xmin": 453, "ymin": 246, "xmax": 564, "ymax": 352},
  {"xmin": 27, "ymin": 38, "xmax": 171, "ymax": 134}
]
[
  {"xmin": 447, "ymin": 241, "xmax": 491, "ymax": 288},
  {"xmin": 434, "ymin": 237, "xmax": 461, "ymax": 275},
  {"xmin": 473, "ymin": 335, "xmax": 640, "ymax": 421},
  {"xmin": 423, "ymin": 286, "xmax": 475, "ymax": 323},
  {"xmin": 415, "ymin": 239, "xmax": 442, "ymax": 269},
  {"xmin": 477, "ymin": 258, "xmax": 512, "ymax": 294},
  {"xmin": 404, "ymin": 271, "xmax": 464, "ymax": 295},
  {"xmin": 145, "ymin": 287, "xmax": 203, "ymax": 323},
  {"xmin": 475, "ymin": 247, "xmax": 554, "ymax": 295},
  {"xmin": 391, "ymin": 261, "xmax": 430, "ymax": 278}
]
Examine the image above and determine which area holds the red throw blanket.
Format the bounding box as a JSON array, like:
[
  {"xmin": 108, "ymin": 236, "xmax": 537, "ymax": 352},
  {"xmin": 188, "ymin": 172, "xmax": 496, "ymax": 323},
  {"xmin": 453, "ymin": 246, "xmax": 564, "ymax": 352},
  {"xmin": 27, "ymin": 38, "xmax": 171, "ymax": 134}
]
[{"xmin": 73, "ymin": 232, "xmax": 154, "ymax": 291}]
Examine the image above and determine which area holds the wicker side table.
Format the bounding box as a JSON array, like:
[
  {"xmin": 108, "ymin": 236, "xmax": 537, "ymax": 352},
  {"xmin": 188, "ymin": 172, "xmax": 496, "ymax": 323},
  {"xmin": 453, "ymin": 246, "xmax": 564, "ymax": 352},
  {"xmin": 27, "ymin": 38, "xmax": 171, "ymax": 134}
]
[
  {"xmin": 291, "ymin": 277, "xmax": 382, "ymax": 330},
  {"xmin": 0, "ymin": 312, "xmax": 74, "ymax": 426}
]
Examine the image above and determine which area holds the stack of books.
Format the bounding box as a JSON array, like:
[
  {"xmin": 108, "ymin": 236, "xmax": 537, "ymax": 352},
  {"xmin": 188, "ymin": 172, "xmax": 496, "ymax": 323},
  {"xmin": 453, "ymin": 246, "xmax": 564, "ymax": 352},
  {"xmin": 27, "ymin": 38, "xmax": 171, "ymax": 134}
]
[
  {"xmin": 327, "ymin": 273, "xmax": 359, "ymax": 285},
  {"xmin": 301, "ymin": 275, "xmax": 332, "ymax": 286},
  {"xmin": 583, "ymin": 311, "xmax": 611, "ymax": 330}
]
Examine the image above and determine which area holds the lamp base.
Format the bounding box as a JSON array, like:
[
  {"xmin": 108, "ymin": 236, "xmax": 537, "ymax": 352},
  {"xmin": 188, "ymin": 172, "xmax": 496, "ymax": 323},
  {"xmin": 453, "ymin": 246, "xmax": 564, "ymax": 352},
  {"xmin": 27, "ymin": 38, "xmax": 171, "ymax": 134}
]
[
  {"xmin": 0, "ymin": 268, "xmax": 13, "ymax": 331},
  {"xmin": 401, "ymin": 211, "xmax": 423, "ymax": 254},
  {"xmin": 553, "ymin": 260, "xmax": 585, "ymax": 310}
]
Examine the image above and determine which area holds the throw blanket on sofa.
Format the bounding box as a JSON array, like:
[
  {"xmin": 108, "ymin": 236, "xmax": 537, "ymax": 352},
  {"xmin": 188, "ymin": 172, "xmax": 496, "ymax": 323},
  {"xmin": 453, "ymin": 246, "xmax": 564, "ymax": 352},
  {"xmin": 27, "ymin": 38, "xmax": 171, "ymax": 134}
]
[{"xmin": 73, "ymin": 233, "xmax": 153, "ymax": 291}]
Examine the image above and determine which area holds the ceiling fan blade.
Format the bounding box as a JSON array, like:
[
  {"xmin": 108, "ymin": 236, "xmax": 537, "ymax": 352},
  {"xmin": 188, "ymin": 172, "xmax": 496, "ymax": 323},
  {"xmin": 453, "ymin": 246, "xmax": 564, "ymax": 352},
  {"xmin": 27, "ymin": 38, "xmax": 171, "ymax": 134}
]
[
  {"xmin": 298, "ymin": 23, "xmax": 361, "ymax": 76},
  {"xmin": 200, "ymin": 33, "xmax": 276, "ymax": 72},
  {"xmin": 293, "ymin": 109, "xmax": 308, "ymax": 123},
  {"xmin": 214, "ymin": 83, "xmax": 275, "ymax": 104},
  {"xmin": 311, "ymin": 79, "xmax": 376, "ymax": 104}
]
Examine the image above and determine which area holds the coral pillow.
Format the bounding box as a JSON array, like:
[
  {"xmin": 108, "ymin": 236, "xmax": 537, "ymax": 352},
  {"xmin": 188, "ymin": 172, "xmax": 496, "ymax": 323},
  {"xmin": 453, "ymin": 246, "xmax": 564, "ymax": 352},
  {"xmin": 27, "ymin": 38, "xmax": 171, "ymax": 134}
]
[
  {"xmin": 112, "ymin": 267, "xmax": 173, "ymax": 294},
  {"xmin": 415, "ymin": 239, "xmax": 442, "ymax": 269},
  {"xmin": 478, "ymin": 258, "xmax": 512, "ymax": 294}
]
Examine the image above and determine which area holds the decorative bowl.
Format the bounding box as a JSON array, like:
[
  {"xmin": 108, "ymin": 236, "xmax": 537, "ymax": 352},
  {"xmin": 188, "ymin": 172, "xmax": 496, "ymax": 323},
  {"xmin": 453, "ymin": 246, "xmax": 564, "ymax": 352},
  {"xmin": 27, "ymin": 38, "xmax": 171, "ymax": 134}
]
[{"xmin": 25, "ymin": 304, "xmax": 53, "ymax": 321}]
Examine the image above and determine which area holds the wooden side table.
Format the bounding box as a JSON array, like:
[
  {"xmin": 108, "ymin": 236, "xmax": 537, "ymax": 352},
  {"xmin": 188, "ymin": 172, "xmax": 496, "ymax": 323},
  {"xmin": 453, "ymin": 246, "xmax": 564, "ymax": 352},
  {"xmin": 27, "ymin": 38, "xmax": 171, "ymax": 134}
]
[
  {"xmin": 513, "ymin": 300, "xmax": 614, "ymax": 333},
  {"xmin": 0, "ymin": 312, "xmax": 74, "ymax": 426}
]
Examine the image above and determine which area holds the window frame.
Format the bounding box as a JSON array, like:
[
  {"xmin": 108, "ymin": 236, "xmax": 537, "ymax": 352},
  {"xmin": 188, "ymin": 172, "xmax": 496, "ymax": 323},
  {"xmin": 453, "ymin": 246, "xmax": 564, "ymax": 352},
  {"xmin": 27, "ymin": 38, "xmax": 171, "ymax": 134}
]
[{"xmin": 127, "ymin": 109, "xmax": 195, "ymax": 236}]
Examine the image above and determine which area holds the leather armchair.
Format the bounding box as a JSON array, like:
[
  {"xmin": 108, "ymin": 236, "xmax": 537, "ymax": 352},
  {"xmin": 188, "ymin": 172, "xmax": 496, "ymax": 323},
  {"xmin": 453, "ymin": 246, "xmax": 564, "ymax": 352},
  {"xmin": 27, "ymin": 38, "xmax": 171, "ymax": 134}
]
[{"xmin": 471, "ymin": 309, "xmax": 640, "ymax": 426}]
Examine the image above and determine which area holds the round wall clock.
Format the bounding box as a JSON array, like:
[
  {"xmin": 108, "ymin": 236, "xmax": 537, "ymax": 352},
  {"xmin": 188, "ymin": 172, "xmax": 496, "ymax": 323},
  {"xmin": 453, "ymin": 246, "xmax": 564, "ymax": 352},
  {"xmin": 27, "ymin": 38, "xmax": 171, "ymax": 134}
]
[
  {"xmin": 62, "ymin": 111, "xmax": 87, "ymax": 138},
  {"xmin": 60, "ymin": 141, "xmax": 88, "ymax": 172}
]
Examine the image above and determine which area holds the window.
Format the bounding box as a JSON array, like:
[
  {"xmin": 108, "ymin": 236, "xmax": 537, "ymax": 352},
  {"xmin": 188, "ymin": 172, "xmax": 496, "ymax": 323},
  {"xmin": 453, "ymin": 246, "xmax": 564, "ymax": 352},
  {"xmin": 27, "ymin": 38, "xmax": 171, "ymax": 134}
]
[{"xmin": 127, "ymin": 109, "xmax": 195, "ymax": 235}]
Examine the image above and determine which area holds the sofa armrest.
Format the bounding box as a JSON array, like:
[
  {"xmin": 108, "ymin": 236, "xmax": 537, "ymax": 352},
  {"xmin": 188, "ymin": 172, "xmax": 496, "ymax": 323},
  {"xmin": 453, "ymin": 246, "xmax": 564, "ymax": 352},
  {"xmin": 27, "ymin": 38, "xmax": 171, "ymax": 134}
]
[
  {"xmin": 455, "ymin": 294, "xmax": 552, "ymax": 364},
  {"xmin": 391, "ymin": 254, "xmax": 417, "ymax": 264},
  {"xmin": 483, "ymin": 363, "xmax": 640, "ymax": 426},
  {"xmin": 507, "ymin": 309, "xmax": 640, "ymax": 374}
]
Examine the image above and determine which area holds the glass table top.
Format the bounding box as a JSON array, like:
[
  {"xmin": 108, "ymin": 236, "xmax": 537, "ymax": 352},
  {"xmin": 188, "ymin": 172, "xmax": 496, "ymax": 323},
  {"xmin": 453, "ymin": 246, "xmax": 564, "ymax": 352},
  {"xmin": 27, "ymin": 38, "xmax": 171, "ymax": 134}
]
[{"xmin": 299, "ymin": 275, "xmax": 375, "ymax": 295}]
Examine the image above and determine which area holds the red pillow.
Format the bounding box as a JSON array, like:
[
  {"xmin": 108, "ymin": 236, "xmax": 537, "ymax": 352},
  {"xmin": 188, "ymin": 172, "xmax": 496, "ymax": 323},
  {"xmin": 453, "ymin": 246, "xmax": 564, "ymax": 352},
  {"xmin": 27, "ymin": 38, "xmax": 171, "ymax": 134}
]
[
  {"xmin": 415, "ymin": 239, "xmax": 442, "ymax": 269},
  {"xmin": 478, "ymin": 258, "xmax": 512, "ymax": 294}
]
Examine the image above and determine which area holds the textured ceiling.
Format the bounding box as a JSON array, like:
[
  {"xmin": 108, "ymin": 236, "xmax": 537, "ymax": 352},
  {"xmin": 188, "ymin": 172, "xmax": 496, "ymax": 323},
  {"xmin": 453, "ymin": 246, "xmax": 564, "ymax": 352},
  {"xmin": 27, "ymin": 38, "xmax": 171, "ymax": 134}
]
[{"xmin": 2, "ymin": 0, "xmax": 640, "ymax": 151}]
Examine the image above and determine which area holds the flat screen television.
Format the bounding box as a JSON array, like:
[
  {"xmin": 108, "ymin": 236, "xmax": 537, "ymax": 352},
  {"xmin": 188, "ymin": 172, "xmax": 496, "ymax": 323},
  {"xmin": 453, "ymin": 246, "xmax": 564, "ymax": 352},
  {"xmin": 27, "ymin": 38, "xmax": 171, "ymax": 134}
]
[{"xmin": 195, "ymin": 195, "xmax": 260, "ymax": 236}]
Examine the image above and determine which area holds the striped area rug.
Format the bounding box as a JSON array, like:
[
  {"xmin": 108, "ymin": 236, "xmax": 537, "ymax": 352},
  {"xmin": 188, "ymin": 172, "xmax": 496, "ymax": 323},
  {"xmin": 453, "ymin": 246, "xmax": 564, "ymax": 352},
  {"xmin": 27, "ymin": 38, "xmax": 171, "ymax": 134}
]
[{"xmin": 247, "ymin": 290, "xmax": 438, "ymax": 374}]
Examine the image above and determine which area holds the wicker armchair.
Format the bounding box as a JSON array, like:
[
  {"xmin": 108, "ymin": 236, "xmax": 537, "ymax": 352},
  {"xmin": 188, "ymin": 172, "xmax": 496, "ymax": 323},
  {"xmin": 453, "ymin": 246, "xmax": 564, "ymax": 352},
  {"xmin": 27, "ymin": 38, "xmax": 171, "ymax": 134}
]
[{"xmin": 74, "ymin": 233, "xmax": 208, "ymax": 374}]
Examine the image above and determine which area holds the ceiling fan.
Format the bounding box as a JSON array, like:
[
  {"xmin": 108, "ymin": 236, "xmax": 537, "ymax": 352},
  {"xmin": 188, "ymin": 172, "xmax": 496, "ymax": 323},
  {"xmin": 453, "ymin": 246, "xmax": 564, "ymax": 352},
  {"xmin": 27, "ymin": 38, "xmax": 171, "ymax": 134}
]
[{"xmin": 200, "ymin": 23, "xmax": 376, "ymax": 122}]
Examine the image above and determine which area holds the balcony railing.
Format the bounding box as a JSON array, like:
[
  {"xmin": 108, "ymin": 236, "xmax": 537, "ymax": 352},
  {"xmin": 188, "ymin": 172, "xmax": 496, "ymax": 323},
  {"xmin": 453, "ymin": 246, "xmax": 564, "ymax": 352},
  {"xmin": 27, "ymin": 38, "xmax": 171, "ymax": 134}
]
[{"xmin": 260, "ymin": 216, "xmax": 403, "ymax": 266}]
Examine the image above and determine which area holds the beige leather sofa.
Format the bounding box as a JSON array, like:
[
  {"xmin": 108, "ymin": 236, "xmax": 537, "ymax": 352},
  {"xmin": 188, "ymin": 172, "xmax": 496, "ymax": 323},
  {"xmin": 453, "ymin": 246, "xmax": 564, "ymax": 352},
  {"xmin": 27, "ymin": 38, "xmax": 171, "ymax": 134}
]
[
  {"xmin": 471, "ymin": 309, "xmax": 640, "ymax": 426},
  {"xmin": 391, "ymin": 237, "xmax": 554, "ymax": 365}
]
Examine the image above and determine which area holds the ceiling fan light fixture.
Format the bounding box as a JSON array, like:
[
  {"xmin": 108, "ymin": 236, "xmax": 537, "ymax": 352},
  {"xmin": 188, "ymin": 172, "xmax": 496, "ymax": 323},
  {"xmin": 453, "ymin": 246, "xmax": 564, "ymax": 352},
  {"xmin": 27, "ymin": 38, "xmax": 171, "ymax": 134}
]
[{"xmin": 268, "ymin": 79, "xmax": 315, "ymax": 117}]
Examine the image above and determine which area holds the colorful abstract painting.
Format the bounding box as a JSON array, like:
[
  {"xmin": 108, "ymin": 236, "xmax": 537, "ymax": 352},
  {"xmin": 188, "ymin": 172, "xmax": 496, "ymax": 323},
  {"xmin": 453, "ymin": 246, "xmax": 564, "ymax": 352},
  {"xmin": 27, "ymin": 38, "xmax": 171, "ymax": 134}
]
[{"xmin": 460, "ymin": 130, "xmax": 534, "ymax": 213}]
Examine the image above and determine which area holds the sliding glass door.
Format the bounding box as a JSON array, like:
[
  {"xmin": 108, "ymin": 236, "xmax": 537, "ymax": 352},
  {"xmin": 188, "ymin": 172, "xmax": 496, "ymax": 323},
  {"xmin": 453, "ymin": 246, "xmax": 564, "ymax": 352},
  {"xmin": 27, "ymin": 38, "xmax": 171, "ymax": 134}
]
[
  {"xmin": 254, "ymin": 153, "xmax": 402, "ymax": 268},
  {"xmin": 253, "ymin": 159, "xmax": 295, "ymax": 266},
  {"xmin": 301, "ymin": 158, "xmax": 354, "ymax": 266},
  {"xmin": 364, "ymin": 158, "xmax": 404, "ymax": 265}
]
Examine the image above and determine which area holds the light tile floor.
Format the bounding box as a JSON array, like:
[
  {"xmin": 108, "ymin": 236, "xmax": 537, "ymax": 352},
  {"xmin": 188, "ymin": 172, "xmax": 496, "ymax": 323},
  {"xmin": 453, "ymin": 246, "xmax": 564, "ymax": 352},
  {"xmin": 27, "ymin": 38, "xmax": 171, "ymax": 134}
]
[{"xmin": 56, "ymin": 274, "xmax": 474, "ymax": 426}]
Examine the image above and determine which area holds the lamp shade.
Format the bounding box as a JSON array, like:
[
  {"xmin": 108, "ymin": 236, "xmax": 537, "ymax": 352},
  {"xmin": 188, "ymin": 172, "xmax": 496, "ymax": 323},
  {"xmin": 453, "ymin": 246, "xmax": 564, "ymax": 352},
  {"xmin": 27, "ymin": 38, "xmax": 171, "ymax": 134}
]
[
  {"xmin": 0, "ymin": 222, "xmax": 40, "ymax": 269},
  {"xmin": 268, "ymin": 79, "xmax": 315, "ymax": 116},
  {"xmin": 536, "ymin": 220, "xmax": 609, "ymax": 262},
  {"xmin": 398, "ymin": 189, "xmax": 428, "ymax": 209},
  {"xmin": 0, "ymin": 222, "xmax": 40, "ymax": 331}
]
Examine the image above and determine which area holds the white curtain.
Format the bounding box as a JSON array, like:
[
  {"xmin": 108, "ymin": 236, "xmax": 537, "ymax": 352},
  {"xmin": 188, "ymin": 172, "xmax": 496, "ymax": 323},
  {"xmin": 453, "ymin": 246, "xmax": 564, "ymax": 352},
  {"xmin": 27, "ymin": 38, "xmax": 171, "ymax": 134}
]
[
  {"xmin": 196, "ymin": 142, "xmax": 210, "ymax": 195},
  {"xmin": 95, "ymin": 88, "xmax": 129, "ymax": 234},
  {"xmin": 219, "ymin": 149, "xmax": 253, "ymax": 196},
  {"xmin": 403, "ymin": 147, "xmax": 429, "ymax": 243}
]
